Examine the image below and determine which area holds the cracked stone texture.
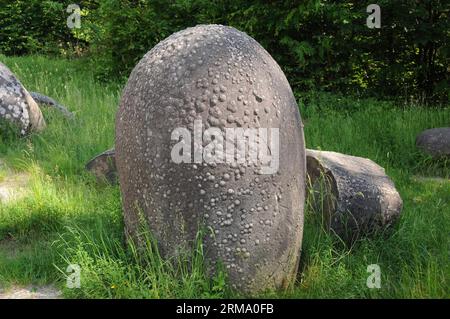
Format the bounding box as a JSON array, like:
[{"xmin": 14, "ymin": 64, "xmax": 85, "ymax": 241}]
[
  {"xmin": 415, "ymin": 127, "xmax": 450, "ymax": 158},
  {"xmin": 0, "ymin": 62, "xmax": 46, "ymax": 135},
  {"xmin": 306, "ymin": 149, "xmax": 403, "ymax": 241},
  {"xmin": 115, "ymin": 25, "xmax": 306, "ymax": 295}
]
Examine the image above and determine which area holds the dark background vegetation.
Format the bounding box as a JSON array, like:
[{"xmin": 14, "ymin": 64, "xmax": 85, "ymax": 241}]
[
  {"xmin": 0, "ymin": 0, "xmax": 448, "ymax": 104},
  {"xmin": 0, "ymin": 1, "xmax": 448, "ymax": 298}
]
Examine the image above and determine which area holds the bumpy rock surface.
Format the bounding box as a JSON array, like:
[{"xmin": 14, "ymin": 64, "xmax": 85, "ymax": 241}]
[
  {"xmin": 416, "ymin": 127, "xmax": 450, "ymax": 158},
  {"xmin": 116, "ymin": 25, "xmax": 306, "ymax": 294},
  {"xmin": 0, "ymin": 62, "xmax": 46, "ymax": 135},
  {"xmin": 306, "ymin": 149, "xmax": 402, "ymax": 241},
  {"xmin": 85, "ymin": 148, "xmax": 117, "ymax": 184}
]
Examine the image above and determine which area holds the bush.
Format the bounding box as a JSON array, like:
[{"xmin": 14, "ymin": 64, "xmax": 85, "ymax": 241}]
[
  {"xmin": 85, "ymin": 0, "xmax": 220, "ymax": 80},
  {"xmin": 1, "ymin": 0, "xmax": 448, "ymax": 103},
  {"xmin": 0, "ymin": 0, "xmax": 96, "ymax": 56},
  {"xmin": 85, "ymin": 0, "xmax": 449, "ymax": 104}
]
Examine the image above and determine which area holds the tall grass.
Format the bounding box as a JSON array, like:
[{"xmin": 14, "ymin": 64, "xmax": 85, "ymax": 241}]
[{"xmin": 0, "ymin": 55, "xmax": 448, "ymax": 298}]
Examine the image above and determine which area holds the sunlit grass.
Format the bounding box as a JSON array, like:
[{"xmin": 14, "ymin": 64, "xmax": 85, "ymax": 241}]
[{"xmin": 0, "ymin": 55, "xmax": 448, "ymax": 298}]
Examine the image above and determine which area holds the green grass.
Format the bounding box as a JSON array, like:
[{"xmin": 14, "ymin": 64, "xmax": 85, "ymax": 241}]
[{"xmin": 0, "ymin": 55, "xmax": 448, "ymax": 298}]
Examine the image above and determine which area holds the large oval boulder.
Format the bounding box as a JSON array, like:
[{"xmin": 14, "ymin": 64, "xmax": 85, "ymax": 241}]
[
  {"xmin": 116, "ymin": 25, "xmax": 306, "ymax": 294},
  {"xmin": 415, "ymin": 127, "xmax": 450, "ymax": 158},
  {"xmin": 0, "ymin": 62, "xmax": 46, "ymax": 135},
  {"xmin": 306, "ymin": 149, "xmax": 403, "ymax": 241}
]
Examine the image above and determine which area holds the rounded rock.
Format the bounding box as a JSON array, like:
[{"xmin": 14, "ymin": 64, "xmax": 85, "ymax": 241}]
[
  {"xmin": 415, "ymin": 127, "xmax": 450, "ymax": 158},
  {"xmin": 115, "ymin": 24, "xmax": 306, "ymax": 295}
]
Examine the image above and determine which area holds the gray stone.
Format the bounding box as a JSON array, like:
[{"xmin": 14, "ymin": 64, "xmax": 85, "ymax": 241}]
[
  {"xmin": 0, "ymin": 62, "xmax": 46, "ymax": 135},
  {"xmin": 30, "ymin": 91, "xmax": 74, "ymax": 119},
  {"xmin": 85, "ymin": 148, "xmax": 117, "ymax": 184},
  {"xmin": 116, "ymin": 25, "xmax": 306, "ymax": 295},
  {"xmin": 306, "ymin": 149, "xmax": 403, "ymax": 241},
  {"xmin": 416, "ymin": 127, "xmax": 450, "ymax": 158}
]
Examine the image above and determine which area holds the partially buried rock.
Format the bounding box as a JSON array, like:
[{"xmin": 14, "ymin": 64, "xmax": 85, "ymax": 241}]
[
  {"xmin": 416, "ymin": 127, "xmax": 450, "ymax": 158},
  {"xmin": 0, "ymin": 62, "xmax": 46, "ymax": 135},
  {"xmin": 30, "ymin": 91, "xmax": 74, "ymax": 119},
  {"xmin": 115, "ymin": 25, "xmax": 306, "ymax": 295},
  {"xmin": 85, "ymin": 148, "xmax": 117, "ymax": 184},
  {"xmin": 306, "ymin": 149, "xmax": 402, "ymax": 241}
]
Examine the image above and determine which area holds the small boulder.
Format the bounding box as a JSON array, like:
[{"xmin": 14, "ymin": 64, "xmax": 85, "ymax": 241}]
[
  {"xmin": 416, "ymin": 127, "xmax": 450, "ymax": 158},
  {"xmin": 306, "ymin": 149, "xmax": 403, "ymax": 241},
  {"xmin": 85, "ymin": 149, "xmax": 117, "ymax": 184},
  {"xmin": 0, "ymin": 62, "xmax": 46, "ymax": 135}
]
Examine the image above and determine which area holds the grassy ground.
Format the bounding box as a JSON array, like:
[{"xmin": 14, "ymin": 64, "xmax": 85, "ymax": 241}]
[{"xmin": 0, "ymin": 55, "xmax": 448, "ymax": 298}]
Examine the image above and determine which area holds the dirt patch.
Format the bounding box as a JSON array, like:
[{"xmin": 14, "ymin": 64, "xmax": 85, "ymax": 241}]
[
  {"xmin": 0, "ymin": 285, "xmax": 62, "ymax": 299},
  {"xmin": 0, "ymin": 159, "xmax": 31, "ymax": 203}
]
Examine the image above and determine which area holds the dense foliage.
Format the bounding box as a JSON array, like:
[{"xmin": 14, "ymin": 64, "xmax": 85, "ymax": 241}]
[
  {"xmin": 0, "ymin": 0, "xmax": 83, "ymax": 55},
  {"xmin": 0, "ymin": 0, "xmax": 448, "ymax": 103}
]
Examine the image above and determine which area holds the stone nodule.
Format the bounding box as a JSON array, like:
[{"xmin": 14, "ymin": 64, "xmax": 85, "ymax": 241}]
[{"xmin": 115, "ymin": 24, "xmax": 306, "ymax": 295}]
